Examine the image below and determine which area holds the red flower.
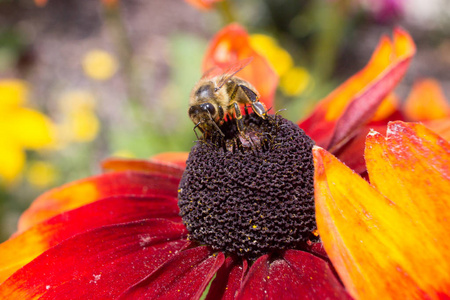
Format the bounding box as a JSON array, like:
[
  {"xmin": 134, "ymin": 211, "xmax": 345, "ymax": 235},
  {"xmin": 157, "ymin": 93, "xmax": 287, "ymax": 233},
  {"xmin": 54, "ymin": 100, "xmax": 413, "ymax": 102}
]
[
  {"xmin": 202, "ymin": 24, "xmax": 278, "ymax": 110},
  {"xmin": 184, "ymin": 0, "xmax": 223, "ymax": 11},
  {"xmin": 0, "ymin": 25, "xmax": 449, "ymax": 299}
]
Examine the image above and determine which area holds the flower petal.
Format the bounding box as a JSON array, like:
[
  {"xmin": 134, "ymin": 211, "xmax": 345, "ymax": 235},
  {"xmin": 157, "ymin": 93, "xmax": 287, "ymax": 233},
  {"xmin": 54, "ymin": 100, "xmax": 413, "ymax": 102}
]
[
  {"xmin": 299, "ymin": 28, "xmax": 415, "ymax": 150},
  {"xmin": 3, "ymin": 108, "xmax": 55, "ymax": 149},
  {"xmin": 118, "ymin": 247, "xmax": 224, "ymax": 299},
  {"xmin": 0, "ymin": 219, "xmax": 188, "ymax": 299},
  {"xmin": 370, "ymin": 93, "xmax": 402, "ymax": 123},
  {"xmin": 18, "ymin": 171, "xmax": 180, "ymax": 232},
  {"xmin": 184, "ymin": 0, "xmax": 222, "ymax": 10},
  {"xmin": 422, "ymin": 118, "xmax": 450, "ymax": 141},
  {"xmin": 404, "ymin": 79, "xmax": 450, "ymax": 121},
  {"xmin": 202, "ymin": 24, "xmax": 278, "ymax": 109},
  {"xmin": 333, "ymin": 124, "xmax": 387, "ymax": 174},
  {"xmin": 150, "ymin": 152, "xmax": 189, "ymax": 169},
  {"xmin": 102, "ymin": 157, "xmax": 184, "ymax": 177},
  {"xmin": 0, "ymin": 196, "xmax": 180, "ymax": 282},
  {"xmin": 206, "ymin": 257, "xmax": 247, "ymax": 300},
  {"xmin": 314, "ymin": 121, "xmax": 450, "ymax": 299},
  {"xmin": 236, "ymin": 252, "xmax": 350, "ymax": 299}
]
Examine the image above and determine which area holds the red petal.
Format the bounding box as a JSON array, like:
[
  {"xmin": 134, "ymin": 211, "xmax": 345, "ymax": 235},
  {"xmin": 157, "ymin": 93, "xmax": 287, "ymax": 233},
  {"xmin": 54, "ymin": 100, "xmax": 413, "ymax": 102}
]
[
  {"xmin": 0, "ymin": 220, "xmax": 188, "ymax": 299},
  {"xmin": 299, "ymin": 28, "xmax": 415, "ymax": 150},
  {"xmin": 118, "ymin": 247, "xmax": 225, "ymax": 299},
  {"xmin": 18, "ymin": 171, "xmax": 180, "ymax": 232},
  {"xmin": 206, "ymin": 257, "xmax": 248, "ymax": 300},
  {"xmin": 333, "ymin": 124, "xmax": 387, "ymax": 174},
  {"xmin": 237, "ymin": 252, "xmax": 351, "ymax": 299},
  {"xmin": 0, "ymin": 196, "xmax": 181, "ymax": 282},
  {"xmin": 150, "ymin": 152, "xmax": 189, "ymax": 169},
  {"xmin": 102, "ymin": 158, "xmax": 184, "ymax": 178},
  {"xmin": 202, "ymin": 24, "xmax": 278, "ymax": 109}
]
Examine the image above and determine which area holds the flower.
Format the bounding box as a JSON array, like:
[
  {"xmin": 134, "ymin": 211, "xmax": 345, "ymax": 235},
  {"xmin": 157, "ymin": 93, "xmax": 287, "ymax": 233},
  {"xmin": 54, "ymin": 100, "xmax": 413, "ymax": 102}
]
[
  {"xmin": 314, "ymin": 121, "xmax": 450, "ymax": 299},
  {"xmin": 359, "ymin": 0, "xmax": 405, "ymax": 23},
  {"xmin": 204, "ymin": 25, "xmax": 418, "ymax": 174},
  {"xmin": 184, "ymin": 0, "xmax": 224, "ymax": 11},
  {"xmin": 82, "ymin": 50, "xmax": 118, "ymax": 81},
  {"xmin": 1, "ymin": 26, "xmax": 449, "ymax": 299},
  {"xmin": 250, "ymin": 34, "xmax": 311, "ymax": 96},
  {"xmin": 202, "ymin": 24, "xmax": 279, "ymax": 110},
  {"xmin": 0, "ymin": 79, "xmax": 55, "ymax": 184},
  {"xmin": 56, "ymin": 90, "xmax": 100, "ymax": 145}
]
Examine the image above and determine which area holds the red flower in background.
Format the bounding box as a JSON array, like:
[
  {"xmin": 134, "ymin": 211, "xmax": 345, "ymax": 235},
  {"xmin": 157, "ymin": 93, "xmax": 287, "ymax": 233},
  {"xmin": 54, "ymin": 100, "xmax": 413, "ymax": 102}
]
[
  {"xmin": 184, "ymin": 0, "xmax": 223, "ymax": 11},
  {"xmin": 0, "ymin": 24, "xmax": 449, "ymax": 300},
  {"xmin": 202, "ymin": 24, "xmax": 278, "ymax": 110}
]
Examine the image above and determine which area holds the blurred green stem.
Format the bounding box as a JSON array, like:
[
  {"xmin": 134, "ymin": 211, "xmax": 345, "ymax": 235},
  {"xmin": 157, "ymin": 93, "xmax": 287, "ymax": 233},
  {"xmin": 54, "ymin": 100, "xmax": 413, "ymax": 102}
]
[
  {"xmin": 218, "ymin": 0, "xmax": 236, "ymax": 24},
  {"xmin": 104, "ymin": 5, "xmax": 142, "ymax": 105},
  {"xmin": 309, "ymin": 0, "xmax": 348, "ymax": 85}
]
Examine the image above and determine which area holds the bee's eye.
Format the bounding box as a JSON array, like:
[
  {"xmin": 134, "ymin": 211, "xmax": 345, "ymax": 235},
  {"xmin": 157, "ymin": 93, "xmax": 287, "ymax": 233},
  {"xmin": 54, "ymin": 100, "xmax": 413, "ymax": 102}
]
[
  {"xmin": 201, "ymin": 103, "xmax": 216, "ymax": 116},
  {"xmin": 188, "ymin": 106, "xmax": 198, "ymax": 117}
]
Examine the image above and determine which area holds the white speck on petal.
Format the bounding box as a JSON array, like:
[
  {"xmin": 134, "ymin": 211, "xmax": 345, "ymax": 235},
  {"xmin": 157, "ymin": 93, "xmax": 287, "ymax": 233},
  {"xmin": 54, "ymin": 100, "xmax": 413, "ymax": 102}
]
[
  {"xmin": 89, "ymin": 274, "xmax": 101, "ymax": 284},
  {"xmin": 139, "ymin": 234, "xmax": 152, "ymax": 247}
]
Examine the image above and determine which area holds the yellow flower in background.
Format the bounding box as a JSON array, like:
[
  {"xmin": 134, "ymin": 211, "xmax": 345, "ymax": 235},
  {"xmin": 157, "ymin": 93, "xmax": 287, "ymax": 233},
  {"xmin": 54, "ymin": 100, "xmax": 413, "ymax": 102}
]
[
  {"xmin": 250, "ymin": 34, "xmax": 293, "ymax": 76},
  {"xmin": 26, "ymin": 161, "xmax": 58, "ymax": 188},
  {"xmin": 57, "ymin": 90, "xmax": 100, "ymax": 145},
  {"xmin": 280, "ymin": 66, "xmax": 311, "ymax": 96},
  {"xmin": 111, "ymin": 150, "xmax": 136, "ymax": 159},
  {"xmin": 82, "ymin": 50, "xmax": 118, "ymax": 81},
  {"xmin": 250, "ymin": 34, "xmax": 311, "ymax": 96},
  {"xmin": 0, "ymin": 80, "xmax": 55, "ymax": 184}
]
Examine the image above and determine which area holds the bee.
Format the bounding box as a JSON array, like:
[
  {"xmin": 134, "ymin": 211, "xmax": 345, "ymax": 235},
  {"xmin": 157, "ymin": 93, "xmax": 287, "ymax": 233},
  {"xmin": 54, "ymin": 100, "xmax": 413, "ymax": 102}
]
[{"xmin": 188, "ymin": 58, "xmax": 267, "ymax": 139}]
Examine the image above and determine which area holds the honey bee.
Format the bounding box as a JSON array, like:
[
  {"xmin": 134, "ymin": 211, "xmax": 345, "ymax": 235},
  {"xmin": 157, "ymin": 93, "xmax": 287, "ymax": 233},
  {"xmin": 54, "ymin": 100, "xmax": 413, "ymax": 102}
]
[{"xmin": 188, "ymin": 58, "xmax": 267, "ymax": 138}]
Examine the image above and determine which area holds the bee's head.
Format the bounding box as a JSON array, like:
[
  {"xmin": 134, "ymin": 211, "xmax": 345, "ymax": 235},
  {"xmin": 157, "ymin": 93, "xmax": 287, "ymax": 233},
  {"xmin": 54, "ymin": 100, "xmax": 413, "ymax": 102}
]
[{"xmin": 188, "ymin": 102, "xmax": 218, "ymax": 129}]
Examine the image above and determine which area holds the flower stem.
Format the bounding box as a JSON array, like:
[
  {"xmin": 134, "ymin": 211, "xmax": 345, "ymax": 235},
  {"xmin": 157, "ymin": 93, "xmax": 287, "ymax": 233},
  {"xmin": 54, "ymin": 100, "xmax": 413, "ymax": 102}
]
[{"xmin": 218, "ymin": 0, "xmax": 236, "ymax": 24}]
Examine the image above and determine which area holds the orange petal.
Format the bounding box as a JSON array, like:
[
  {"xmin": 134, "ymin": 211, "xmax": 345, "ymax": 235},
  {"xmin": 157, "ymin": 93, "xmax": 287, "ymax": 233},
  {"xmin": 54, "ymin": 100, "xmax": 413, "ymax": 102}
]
[
  {"xmin": 101, "ymin": 0, "xmax": 119, "ymax": 8},
  {"xmin": 300, "ymin": 28, "xmax": 415, "ymax": 149},
  {"xmin": 17, "ymin": 171, "xmax": 180, "ymax": 232},
  {"xmin": 33, "ymin": 0, "xmax": 47, "ymax": 6},
  {"xmin": 184, "ymin": 0, "xmax": 222, "ymax": 10},
  {"xmin": 370, "ymin": 93, "xmax": 400, "ymax": 122},
  {"xmin": 202, "ymin": 24, "xmax": 278, "ymax": 109},
  {"xmin": 404, "ymin": 79, "xmax": 450, "ymax": 121},
  {"xmin": 314, "ymin": 121, "xmax": 450, "ymax": 300},
  {"xmin": 422, "ymin": 118, "xmax": 450, "ymax": 141},
  {"xmin": 150, "ymin": 152, "xmax": 189, "ymax": 169},
  {"xmin": 102, "ymin": 157, "xmax": 184, "ymax": 177}
]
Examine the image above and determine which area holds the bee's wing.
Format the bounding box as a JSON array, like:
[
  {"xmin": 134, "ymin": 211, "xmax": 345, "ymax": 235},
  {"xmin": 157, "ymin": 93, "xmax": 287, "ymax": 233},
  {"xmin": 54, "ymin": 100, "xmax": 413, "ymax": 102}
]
[
  {"xmin": 201, "ymin": 65, "xmax": 223, "ymax": 80},
  {"xmin": 216, "ymin": 57, "xmax": 253, "ymax": 90},
  {"xmin": 201, "ymin": 57, "xmax": 253, "ymax": 89}
]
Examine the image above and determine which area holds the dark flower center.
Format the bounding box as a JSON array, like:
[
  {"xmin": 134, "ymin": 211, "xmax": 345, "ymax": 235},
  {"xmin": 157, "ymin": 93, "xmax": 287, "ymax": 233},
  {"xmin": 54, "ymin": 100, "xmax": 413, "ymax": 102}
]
[{"xmin": 178, "ymin": 113, "xmax": 316, "ymax": 259}]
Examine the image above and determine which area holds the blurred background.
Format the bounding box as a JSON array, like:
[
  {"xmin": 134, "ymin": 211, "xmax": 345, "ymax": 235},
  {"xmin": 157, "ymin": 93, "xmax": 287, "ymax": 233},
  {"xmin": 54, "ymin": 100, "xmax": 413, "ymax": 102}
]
[{"xmin": 0, "ymin": 0, "xmax": 449, "ymax": 241}]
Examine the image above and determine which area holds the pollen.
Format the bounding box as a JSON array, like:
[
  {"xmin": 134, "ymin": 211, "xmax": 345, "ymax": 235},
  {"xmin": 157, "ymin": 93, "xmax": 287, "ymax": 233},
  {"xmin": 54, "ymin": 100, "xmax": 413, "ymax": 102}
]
[{"xmin": 178, "ymin": 113, "xmax": 316, "ymax": 259}]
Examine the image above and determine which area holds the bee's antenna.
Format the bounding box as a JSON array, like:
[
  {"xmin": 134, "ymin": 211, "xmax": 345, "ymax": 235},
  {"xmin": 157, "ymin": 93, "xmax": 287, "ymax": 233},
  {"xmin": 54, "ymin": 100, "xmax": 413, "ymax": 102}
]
[
  {"xmin": 275, "ymin": 108, "xmax": 287, "ymax": 115},
  {"xmin": 207, "ymin": 111, "xmax": 225, "ymax": 137},
  {"xmin": 211, "ymin": 120, "xmax": 225, "ymax": 137}
]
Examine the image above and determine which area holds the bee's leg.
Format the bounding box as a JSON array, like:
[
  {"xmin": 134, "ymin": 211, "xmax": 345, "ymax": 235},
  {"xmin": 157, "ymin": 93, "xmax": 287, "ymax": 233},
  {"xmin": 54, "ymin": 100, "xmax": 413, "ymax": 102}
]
[
  {"xmin": 244, "ymin": 104, "xmax": 249, "ymax": 115},
  {"xmin": 232, "ymin": 102, "xmax": 245, "ymax": 133},
  {"xmin": 193, "ymin": 122, "xmax": 203, "ymax": 140},
  {"xmin": 239, "ymin": 85, "xmax": 267, "ymax": 119}
]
